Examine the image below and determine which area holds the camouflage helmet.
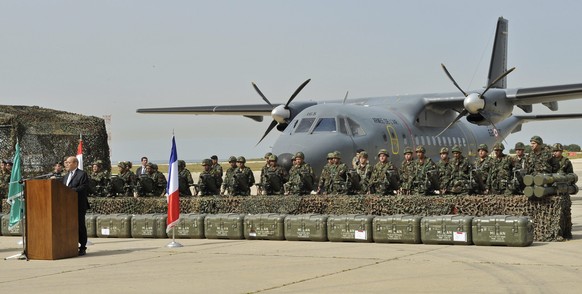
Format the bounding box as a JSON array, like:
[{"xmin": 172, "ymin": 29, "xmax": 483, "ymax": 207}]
[
  {"xmin": 493, "ymin": 142, "xmax": 505, "ymax": 151},
  {"xmin": 126, "ymin": 161, "xmax": 133, "ymax": 169},
  {"xmin": 294, "ymin": 152, "xmax": 305, "ymax": 159},
  {"xmin": 530, "ymin": 135, "xmax": 543, "ymax": 145},
  {"xmin": 210, "ymin": 155, "xmax": 218, "ymax": 160},
  {"xmin": 514, "ymin": 142, "xmax": 525, "ymax": 150},
  {"xmin": 264, "ymin": 152, "xmax": 272, "ymax": 159},
  {"xmin": 151, "ymin": 163, "xmax": 159, "ymax": 170},
  {"xmin": 146, "ymin": 162, "xmax": 155, "ymax": 168},
  {"xmin": 202, "ymin": 159, "xmax": 212, "ymax": 166},
  {"xmin": 333, "ymin": 151, "xmax": 341, "ymax": 159},
  {"xmin": 359, "ymin": 151, "xmax": 368, "ymax": 158},
  {"xmin": 228, "ymin": 156, "xmax": 237, "ymax": 162},
  {"xmin": 477, "ymin": 144, "xmax": 488, "ymax": 152},
  {"xmin": 178, "ymin": 160, "xmax": 186, "ymax": 168},
  {"xmin": 326, "ymin": 152, "xmax": 335, "ymax": 159},
  {"xmin": 378, "ymin": 149, "xmax": 389, "ymax": 157},
  {"xmin": 403, "ymin": 147, "xmax": 413, "ymax": 154},
  {"xmin": 552, "ymin": 143, "xmax": 564, "ymax": 151},
  {"xmin": 92, "ymin": 160, "xmax": 103, "ymax": 167},
  {"xmin": 268, "ymin": 154, "xmax": 278, "ymax": 161},
  {"xmin": 451, "ymin": 145, "xmax": 462, "ymax": 153},
  {"xmin": 236, "ymin": 156, "xmax": 246, "ymax": 163},
  {"xmin": 117, "ymin": 161, "xmax": 127, "ymax": 169},
  {"xmin": 439, "ymin": 147, "xmax": 449, "ymax": 154},
  {"xmin": 415, "ymin": 146, "xmax": 426, "ymax": 153}
]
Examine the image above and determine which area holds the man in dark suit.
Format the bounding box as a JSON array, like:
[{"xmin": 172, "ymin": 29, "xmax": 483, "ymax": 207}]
[
  {"xmin": 135, "ymin": 156, "xmax": 148, "ymax": 177},
  {"xmin": 63, "ymin": 156, "xmax": 90, "ymax": 256}
]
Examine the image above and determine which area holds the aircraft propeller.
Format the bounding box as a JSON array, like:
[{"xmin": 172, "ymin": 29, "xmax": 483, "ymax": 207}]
[
  {"xmin": 253, "ymin": 79, "xmax": 311, "ymax": 145},
  {"xmin": 437, "ymin": 64, "xmax": 515, "ymax": 137}
]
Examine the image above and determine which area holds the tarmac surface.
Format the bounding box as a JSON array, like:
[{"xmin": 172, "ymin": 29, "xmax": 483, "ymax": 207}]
[{"xmin": 1, "ymin": 160, "xmax": 582, "ymax": 293}]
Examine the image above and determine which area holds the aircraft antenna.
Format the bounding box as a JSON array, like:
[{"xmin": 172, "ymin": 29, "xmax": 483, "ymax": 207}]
[{"xmin": 343, "ymin": 91, "xmax": 349, "ymax": 104}]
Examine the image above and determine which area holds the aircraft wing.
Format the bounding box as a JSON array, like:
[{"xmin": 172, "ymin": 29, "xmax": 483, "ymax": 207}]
[
  {"xmin": 136, "ymin": 104, "xmax": 279, "ymax": 122},
  {"xmin": 507, "ymin": 83, "xmax": 582, "ymax": 111}
]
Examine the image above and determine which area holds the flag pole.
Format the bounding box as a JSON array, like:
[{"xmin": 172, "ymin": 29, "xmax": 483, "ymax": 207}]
[
  {"xmin": 165, "ymin": 134, "xmax": 182, "ymax": 248},
  {"xmin": 5, "ymin": 140, "xmax": 28, "ymax": 260}
]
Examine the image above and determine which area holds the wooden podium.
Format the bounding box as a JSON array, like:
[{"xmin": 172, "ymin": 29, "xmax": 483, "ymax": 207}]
[{"xmin": 25, "ymin": 179, "xmax": 79, "ymax": 260}]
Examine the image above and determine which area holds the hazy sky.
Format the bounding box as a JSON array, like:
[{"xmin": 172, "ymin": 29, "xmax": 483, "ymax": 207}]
[{"xmin": 2, "ymin": 1, "xmax": 582, "ymax": 162}]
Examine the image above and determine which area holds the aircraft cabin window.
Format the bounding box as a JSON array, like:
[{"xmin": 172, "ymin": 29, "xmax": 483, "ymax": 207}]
[
  {"xmin": 415, "ymin": 136, "xmax": 420, "ymax": 145},
  {"xmin": 420, "ymin": 136, "xmax": 426, "ymax": 145},
  {"xmin": 453, "ymin": 137, "xmax": 458, "ymax": 145},
  {"xmin": 462, "ymin": 138, "xmax": 467, "ymax": 146},
  {"xmin": 313, "ymin": 118, "xmax": 336, "ymax": 133},
  {"xmin": 347, "ymin": 118, "xmax": 365, "ymax": 136},
  {"xmin": 432, "ymin": 136, "xmax": 436, "ymax": 145},
  {"xmin": 295, "ymin": 118, "xmax": 316, "ymax": 133},
  {"xmin": 437, "ymin": 136, "xmax": 442, "ymax": 146},
  {"xmin": 447, "ymin": 137, "xmax": 452, "ymax": 146}
]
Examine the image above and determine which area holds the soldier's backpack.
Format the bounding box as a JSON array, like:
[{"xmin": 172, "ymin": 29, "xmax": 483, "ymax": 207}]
[
  {"xmin": 264, "ymin": 170, "xmax": 284, "ymax": 194},
  {"xmin": 110, "ymin": 175, "xmax": 125, "ymax": 195}
]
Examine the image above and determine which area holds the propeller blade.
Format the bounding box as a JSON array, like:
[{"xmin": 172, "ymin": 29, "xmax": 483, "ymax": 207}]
[
  {"xmin": 436, "ymin": 109, "xmax": 468, "ymax": 137},
  {"xmin": 252, "ymin": 82, "xmax": 273, "ymax": 107},
  {"xmin": 481, "ymin": 67, "xmax": 516, "ymax": 97},
  {"xmin": 441, "ymin": 64, "xmax": 468, "ymax": 97},
  {"xmin": 256, "ymin": 120, "xmax": 278, "ymax": 145},
  {"xmin": 285, "ymin": 79, "xmax": 311, "ymax": 108}
]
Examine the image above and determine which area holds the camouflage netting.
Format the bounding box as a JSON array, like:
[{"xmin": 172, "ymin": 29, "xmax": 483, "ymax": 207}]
[
  {"xmin": 0, "ymin": 105, "xmax": 110, "ymax": 174},
  {"xmin": 64, "ymin": 194, "xmax": 572, "ymax": 242}
]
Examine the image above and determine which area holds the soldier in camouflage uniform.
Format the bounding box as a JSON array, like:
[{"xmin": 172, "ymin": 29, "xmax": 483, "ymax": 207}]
[
  {"xmin": 510, "ymin": 142, "xmax": 527, "ymax": 194},
  {"xmin": 259, "ymin": 154, "xmax": 288, "ymax": 195},
  {"xmin": 257, "ymin": 152, "xmax": 273, "ymax": 195},
  {"xmin": 368, "ymin": 149, "xmax": 398, "ymax": 195},
  {"xmin": 436, "ymin": 147, "xmax": 450, "ymax": 194},
  {"xmin": 354, "ymin": 151, "xmax": 372, "ymax": 194},
  {"xmin": 551, "ymin": 143, "xmax": 574, "ymax": 174},
  {"xmin": 198, "ymin": 158, "xmax": 222, "ymax": 196},
  {"xmin": 231, "ymin": 156, "xmax": 254, "ymax": 196},
  {"xmin": 399, "ymin": 147, "xmax": 415, "ymax": 195},
  {"xmin": 112, "ymin": 161, "xmax": 137, "ymax": 196},
  {"xmin": 487, "ymin": 143, "xmax": 513, "ymax": 195},
  {"xmin": 89, "ymin": 160, "xmax": 109, "ymax": 197},
  {"xmin": 51, "ymin": 161, "xmax": 65, "ymax": 180},
  {"xmin": 178, "ymin": 160, "xmax": 194, "ymax": 196},
  {"xmin": 472, "ymin": 144, "xmax": 492, "ymax": 194},
  {"xmin": 284, "ymin": 152, "xmax": 315, "ymax": 195},
  {"xmin": 210, "ymin": 155, "xmax": 223, "ymax": 177},
  {"xmin": 524, "ymin": 135, "xmax": 553, "ymax": 176},
  {"xmin": 149, "ymin": 163, "xmax": 167, "ymax": 196},
  {"xmin": 221, "ymin": 156, "xmax": 238, "ymax": 196},
  {"xmin": 327, "ymin": 151, "xmax": 349, "ymax": 195},
  {"xmin": 410, "ymin": 146, "xmax": 437, "ymax": 195},
  {"xmin": 0, "ymin": 160, "xmax": 10, "ymax": 201},
  {"xmin": 317, "ymin": 153, "xmax": 335, "ymax": 194},
  {"xmin": 445, "ymin": 145, "xmax": 472, "ymax": 195}
]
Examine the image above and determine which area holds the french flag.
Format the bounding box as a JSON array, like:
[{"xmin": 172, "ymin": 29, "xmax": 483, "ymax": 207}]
[{"xmin": 166, "ymin": 136, "xmax": 180, "ymax": 233}]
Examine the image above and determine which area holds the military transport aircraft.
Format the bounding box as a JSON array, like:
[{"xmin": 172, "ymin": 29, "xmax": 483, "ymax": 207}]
[{"xmin": 137, "ymin": 17, "xmax": 582, "ymax": 175}]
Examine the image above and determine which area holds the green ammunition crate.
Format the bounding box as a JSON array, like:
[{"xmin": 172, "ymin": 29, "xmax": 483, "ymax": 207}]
[
  {"xmin": 1, "ymin": 213, "xmax": 23, "ymax": 236},
  {"xmin": 173, "ymin": 213, "xmax": 206, "ymax": 239},
  {"xmin": 421, "ymin": 215, "xmax": 473, "ymax": 245},
  {"xmin": 96, "ymin": 214, "xmax": 132, "ymax": 238},
  {"xmin": 284, "ymin": 214, "xmax": 328, "ymax": 241},
  {"xmin": 205, "ymin": 213, "xmax": 244, "ymax": 239},
  {"xmin": 244, "ymin": 213, "xmax": 286, "ymax": 240},
  {"xmin": 85, "ymin": 213, "xmax": 100, "ymax": 238},
  {"xmin": 472, "ymin": 215, "xmax": 534, "ymax": 247},
  {"xmin": 327, "ymin": 214, "xmax": 374, "ymax": 242},
  {"xmin": 373, "ymin": 215, "xmax": 422, "ymax": 244},
  {"xmin": 131, "ymin": 214, "xmax": 168, "ymax": 238}
]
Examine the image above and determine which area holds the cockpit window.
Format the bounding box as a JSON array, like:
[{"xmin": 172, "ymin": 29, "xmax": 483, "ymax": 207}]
[
  {"xmin": 313, "ymin": 118, "xmax": 336, "ymax": 132},
  {"xmin": 338, "ymin": 117, "xmax": 348, "ymax": 134},
  {"xmin": 295, "ymin": 118, "xmax": 316, "ymax": 133},
  {"xmin": 347, "ymin": 118, "xmax": 366, "ymax": 136}
]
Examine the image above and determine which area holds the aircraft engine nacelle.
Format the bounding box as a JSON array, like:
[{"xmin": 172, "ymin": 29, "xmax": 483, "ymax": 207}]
[
  {"xmin": 274, "ymin": 101, "xmax": 317, "ymax": 131},
  {"xmin": 465, "ymin": 89, "xmax": 513, "ymax": 126}
]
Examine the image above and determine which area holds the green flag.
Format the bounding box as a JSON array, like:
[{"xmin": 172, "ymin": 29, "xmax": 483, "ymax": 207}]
[{"xmin": 8, "ymin": 142, "xmax": 23, "ymax": 230}]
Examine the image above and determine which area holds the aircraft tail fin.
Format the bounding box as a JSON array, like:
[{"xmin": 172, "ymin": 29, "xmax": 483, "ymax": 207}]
[{"xmin": 487, "ymin": 17, "xmax": 508, "ymax": 89}]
